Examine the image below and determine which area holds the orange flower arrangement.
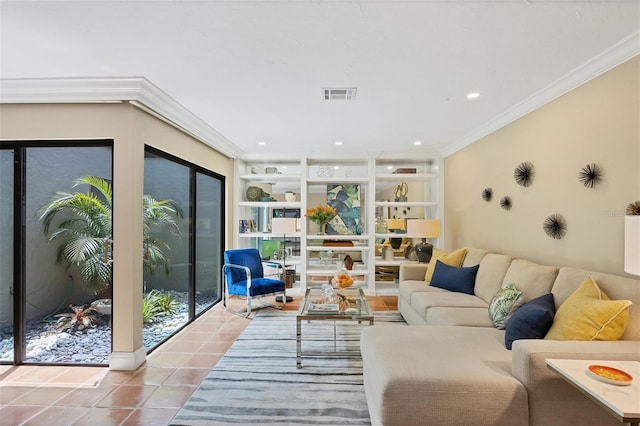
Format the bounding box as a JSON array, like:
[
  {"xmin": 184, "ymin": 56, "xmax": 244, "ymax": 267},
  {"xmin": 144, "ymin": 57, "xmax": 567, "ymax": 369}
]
[{"xmin": 306, "ymin": 205, "xmax": 337, "ymax": 227}]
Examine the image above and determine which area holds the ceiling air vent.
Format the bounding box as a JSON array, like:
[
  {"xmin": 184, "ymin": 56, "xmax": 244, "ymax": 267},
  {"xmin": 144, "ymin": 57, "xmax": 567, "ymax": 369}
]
[{"xmin": 322, "ymin": 88, "xmax": 357, "ymax": 100}]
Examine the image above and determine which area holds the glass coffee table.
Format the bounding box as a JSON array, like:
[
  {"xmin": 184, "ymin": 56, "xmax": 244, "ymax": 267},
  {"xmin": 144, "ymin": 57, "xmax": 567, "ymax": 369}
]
[{"xmin": 296, "ymin": 285, "xmax": 374, "ymax": 368}]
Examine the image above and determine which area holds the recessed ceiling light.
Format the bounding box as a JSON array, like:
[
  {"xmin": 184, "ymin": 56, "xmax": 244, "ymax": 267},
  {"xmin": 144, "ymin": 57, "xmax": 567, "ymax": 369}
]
[
  {"xmin": 333, "ymin": 165, "xmax": 340, "ymax": 169},
  {"xmin": 335, "ymin": 141, "xmax": 343, "ymax": 146},
  {"xmin": 413, "ymin": 141, "xmax": 422, "ymax": 146},
  {"xmin": 387, "ymin": 165, "xmax": 393, "ymax": 170},
  {"xmin": 466, "ymin": 92, "xmax": 480, "ymax": 99},
  {"xmin": 258, "ymin": 141, "xmax": 266, "ymax": 146}
]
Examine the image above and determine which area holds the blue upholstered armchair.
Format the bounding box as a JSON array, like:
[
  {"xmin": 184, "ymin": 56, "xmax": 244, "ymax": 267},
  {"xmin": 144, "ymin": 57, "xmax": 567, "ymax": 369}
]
[{"xmin": 222, "ymin": 248, "xmax": 287, "ymax": 317}]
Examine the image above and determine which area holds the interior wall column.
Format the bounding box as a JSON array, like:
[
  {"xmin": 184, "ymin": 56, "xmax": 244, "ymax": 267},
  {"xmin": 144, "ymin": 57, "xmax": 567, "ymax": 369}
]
[{"xmin": 109, "ymin": 118, "xmax": 146, "ymax": 370}]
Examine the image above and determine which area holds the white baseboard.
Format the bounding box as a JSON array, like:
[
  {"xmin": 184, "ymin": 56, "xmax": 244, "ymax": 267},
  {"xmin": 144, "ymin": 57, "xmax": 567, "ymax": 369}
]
[{"xmin": 108, "ymin": 346, "xmax": 147, "ymax": 371}]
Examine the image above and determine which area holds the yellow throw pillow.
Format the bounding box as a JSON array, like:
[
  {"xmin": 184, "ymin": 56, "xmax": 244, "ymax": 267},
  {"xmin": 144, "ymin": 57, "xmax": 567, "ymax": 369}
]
[
  {"xmin": 424, "ymin": 247, "xmax": 468, "ymax": 282},
  {"xmin": 545, "ymin": 277, "xmax": 632, "ymax": 341}
]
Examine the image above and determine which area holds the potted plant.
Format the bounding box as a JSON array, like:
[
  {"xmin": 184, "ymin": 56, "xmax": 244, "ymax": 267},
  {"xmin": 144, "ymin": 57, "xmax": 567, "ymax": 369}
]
[
  {"xmin": 306, "ymin": 205, "xmax": 336, "ymax": 235},
  {"xmin": 38, "ymin": 176, "xmax": 182, "ymax": 316}
]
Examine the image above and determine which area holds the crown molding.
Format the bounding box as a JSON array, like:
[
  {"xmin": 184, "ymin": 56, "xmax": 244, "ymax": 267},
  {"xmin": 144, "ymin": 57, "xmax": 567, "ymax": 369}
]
[
  {"xmin": 442, "ymin": 30, "xmax": 640, "ymax": 157},
  {"xmin": 0, "ymin": 77, "xmax": 243, "ymax": 159}
]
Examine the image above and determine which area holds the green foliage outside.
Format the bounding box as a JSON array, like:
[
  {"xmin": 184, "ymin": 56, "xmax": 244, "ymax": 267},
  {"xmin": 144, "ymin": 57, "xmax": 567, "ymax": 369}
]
[{"xmin": 37, "ymin": 176, "xmax": 182, "ymax": 297}]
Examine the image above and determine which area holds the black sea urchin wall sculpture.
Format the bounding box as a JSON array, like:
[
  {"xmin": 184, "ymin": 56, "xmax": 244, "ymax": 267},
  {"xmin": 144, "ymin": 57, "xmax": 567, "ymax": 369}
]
[
  {"xmin": 500, "ymin": 196, "xmax": 512, "ymax": 211},
  {"xmin": 514, "ymin": 161, "xmax": 535, "ymax": 187},
  {"xmin": 578, "ymin": 163, "xmax": 603, "ymax": 188},
  {"xmin": 482, "ymin": 188, "xmax": 493, "ymax": 202},
  {"xmin": 543, "ymin": 214, "xmax": 567, "ymax": 239}
]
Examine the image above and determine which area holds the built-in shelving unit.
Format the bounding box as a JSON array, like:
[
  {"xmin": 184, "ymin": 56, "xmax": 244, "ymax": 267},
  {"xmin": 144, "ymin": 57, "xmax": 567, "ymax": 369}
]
[{"xmin": 233, "ymin": 156, "xmax": 443, "ymax": 295}]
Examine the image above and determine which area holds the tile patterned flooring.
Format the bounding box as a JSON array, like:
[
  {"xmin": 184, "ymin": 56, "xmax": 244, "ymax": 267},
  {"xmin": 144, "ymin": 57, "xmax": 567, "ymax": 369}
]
[{"xmin": 0, "ymin": 295, "xmax": 397, "ymax": 425}]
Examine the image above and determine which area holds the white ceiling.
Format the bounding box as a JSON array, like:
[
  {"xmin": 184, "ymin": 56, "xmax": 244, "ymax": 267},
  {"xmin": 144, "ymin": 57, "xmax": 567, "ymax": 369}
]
[{"xmin": 1, "ymin": 1, "xmax": 639, "ymax": 159}]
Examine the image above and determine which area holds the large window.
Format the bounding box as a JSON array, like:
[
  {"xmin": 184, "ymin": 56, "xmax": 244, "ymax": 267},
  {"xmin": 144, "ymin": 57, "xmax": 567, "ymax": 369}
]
[
  {"xmin": 143, "ymin": 147, "xmax": 224, "ymax": 351},
  {"xmin": 1, "ymin": 142, "xmax": 113, "ymax": 365},
  {"xmin": 0, "ymin": 149, "xmax": 14, "ymax": 363},
  {"xmin": 195, "ymin": 173, "xmax": 223, "ymax": 314}
]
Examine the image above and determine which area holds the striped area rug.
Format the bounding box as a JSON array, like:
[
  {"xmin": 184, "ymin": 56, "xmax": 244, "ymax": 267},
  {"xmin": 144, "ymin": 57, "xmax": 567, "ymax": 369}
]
[{"xmin": 171, "ymin": 310, "xmax": 406, "ymax": 425}]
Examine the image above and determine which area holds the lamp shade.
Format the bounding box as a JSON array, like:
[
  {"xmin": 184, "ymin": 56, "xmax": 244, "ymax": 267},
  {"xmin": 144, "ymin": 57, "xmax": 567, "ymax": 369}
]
[
  {"xmin": 625, "ymin": 216, "xmax": 640, "ymax": 275},
  {"xmin": 406, "ymin": 219, "xmax": 441, "ymax": 238},
  {"xmin": 272, "ymin": 217, "xmax": 297, "ymax": 235}
]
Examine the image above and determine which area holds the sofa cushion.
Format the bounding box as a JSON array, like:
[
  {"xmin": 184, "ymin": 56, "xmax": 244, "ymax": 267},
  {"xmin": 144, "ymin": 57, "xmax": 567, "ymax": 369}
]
[
  {"xmin": 361, "ymin": 325, "xmax": 529, "ymax": 426},
  {"xmin": 424, "ymin": 247, "xmax": 467, "ymax": 281},
  {"xmin": 399, "ymin": 280, "xmax": 448, "ymax": 303},
  {"xmin": 423, "ymin": 248, "xmax": 449, "ymax": 281},
  {"xmin": 474, "ymin": 253, "xmax": 514, "ymax": 304},
  {"xmin": 546, "ymin": 277, "xmax": 631, "ymax": 341},
  {"xmin": 461, "ymin": 247, "xmax": 489, "ymax": 268},
  {"xmin": 501, "ymin": 259, "xmax": 558, "ymax": 302},
  {"xmin": 426, "ymin": 307, "xmax": 494, "ymax": 327},
  {"xmin": 430, "ymin": 261, "xmax": 479, "ymax": 295},
  {"xmin": 488, "ymin": 283, "xmax": 524, "ymax": 329},
  {"xmin": 505, "ymin": 293, "xmax": 555, "ymax": 349},
  {"xmin": 551, "ymin": 267, "xmax": 640, "ymax": 341},
  {"xmin": 410, "ymin": 291, "xmax": 488, "ymax": 320}
]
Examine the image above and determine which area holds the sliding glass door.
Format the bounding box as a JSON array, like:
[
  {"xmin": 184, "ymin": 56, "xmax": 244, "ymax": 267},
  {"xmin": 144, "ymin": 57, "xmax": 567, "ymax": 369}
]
[
  {"xmin": 142, "ymin": 151, "xmax": 191, "ymax": 350},
  {"xmin": 0, "ymin": 149, "xmax": 14, "ymax": 363},
  {"xmin": 195, "ymin": 172, "xmax": 223, "ymax": 314},
  {"xmin": 1, "ymin": 142, "xmax": 223, "ymax": 363},
  {"xmin": 1, "ymin": 142, "xmax": 113, "ymax": 365},
  {"xmin": 143, "ymin": 147, "xmax": 224, "ymax": 351}
]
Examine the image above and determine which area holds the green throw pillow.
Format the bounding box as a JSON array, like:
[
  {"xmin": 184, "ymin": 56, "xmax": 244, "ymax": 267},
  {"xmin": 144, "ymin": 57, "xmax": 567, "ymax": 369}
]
[{"xmin": 488, "ymin": 283, "xmax": 524, "ymax": 329}]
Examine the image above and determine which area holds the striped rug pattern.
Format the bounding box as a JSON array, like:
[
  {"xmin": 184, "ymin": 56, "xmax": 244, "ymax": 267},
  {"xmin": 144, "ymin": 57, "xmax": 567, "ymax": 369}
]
[{"xmin": 172, "ymin": 310, "xmax": 405, "ymax": 425}]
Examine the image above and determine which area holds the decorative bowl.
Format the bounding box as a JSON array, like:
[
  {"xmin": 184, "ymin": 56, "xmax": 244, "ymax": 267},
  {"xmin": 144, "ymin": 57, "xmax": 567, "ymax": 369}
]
[{"xmin": 332, "ymin": 272, "xmax": 354, "ymax": 288}]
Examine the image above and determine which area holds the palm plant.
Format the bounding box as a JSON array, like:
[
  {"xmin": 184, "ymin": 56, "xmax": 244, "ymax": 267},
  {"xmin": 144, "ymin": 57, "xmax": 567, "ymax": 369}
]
[
  {"xmin": 37, "ymin": 176, "xmax": 113, "ymax": 296},
  {"xmin": 38, "ymin": 176, "xmax": 182, "ymax": 297},
  {"xmin": 142, "ymin": 195, "xmax": 182, "ymax": 275}
]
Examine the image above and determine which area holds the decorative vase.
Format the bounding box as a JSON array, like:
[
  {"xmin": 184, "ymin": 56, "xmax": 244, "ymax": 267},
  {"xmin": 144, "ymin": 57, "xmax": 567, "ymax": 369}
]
[
  {"xmin": 390, "ymin": 237, "xmax": 403, "ymax": 250},
  {"xmin": 246, "ymin": 186, "xmax": 263, "ymax": 201},
  {"xmin": 375, "ymin": 216, "xmax": 388, "ymax": 234},
  {"xmin": 344, "ymin": 254, "xmax": 354, "ymax": 270},
  {"xmin": 382, "ymin": 246, "xmax": 394, "ymax": 261},
  {"xmin": 316, "ymin": 222, "xmax": 328, "ymax": 235}
]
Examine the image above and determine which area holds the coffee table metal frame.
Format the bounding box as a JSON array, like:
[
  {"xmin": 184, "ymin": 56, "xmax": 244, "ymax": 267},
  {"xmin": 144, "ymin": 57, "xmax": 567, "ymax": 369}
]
[{"xmin": 296, "ymin": 286, "xmax": 374, "ymax": 368}]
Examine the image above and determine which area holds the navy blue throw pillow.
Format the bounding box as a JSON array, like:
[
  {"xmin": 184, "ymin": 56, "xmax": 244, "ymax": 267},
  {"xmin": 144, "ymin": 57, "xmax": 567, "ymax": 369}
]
[
  {"xmin": 429, "ymin": 261, "xmax": 479, "ymax": 295},
  {"xmin": 505, "ymin": 293, "xmax": 556, "ymax": 350}
]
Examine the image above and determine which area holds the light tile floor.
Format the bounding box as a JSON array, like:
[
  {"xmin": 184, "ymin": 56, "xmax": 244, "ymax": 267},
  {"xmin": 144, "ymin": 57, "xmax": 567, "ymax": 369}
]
[{"xmin": 0, "ymin": 295, "xmax": 397, "ymax": 425}]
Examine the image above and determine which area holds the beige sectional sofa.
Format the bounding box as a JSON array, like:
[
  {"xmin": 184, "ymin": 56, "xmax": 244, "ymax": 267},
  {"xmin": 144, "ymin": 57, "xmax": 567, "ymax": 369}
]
[{"xmin": 360, "ymin": 247, "xmax": 640, "ymax": 426}]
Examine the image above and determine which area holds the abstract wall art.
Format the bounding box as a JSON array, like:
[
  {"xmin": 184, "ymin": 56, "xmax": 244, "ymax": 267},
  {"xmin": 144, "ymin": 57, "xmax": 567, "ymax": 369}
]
[
  {"xmin": 327, "ymin": 184, "xmax": 361, "ymax": 234},
  {"xmin": 514, "ymin": 161, "xmax": 535, "ymax": 187},
  {"xmin": 578, "ymin": 163, "xmax": 603, "ymax": 188}
]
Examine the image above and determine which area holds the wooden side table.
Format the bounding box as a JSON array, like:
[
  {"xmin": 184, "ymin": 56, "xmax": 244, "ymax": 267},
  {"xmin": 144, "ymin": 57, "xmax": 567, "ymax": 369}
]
[{"xmin": 546, "ymin": 359, "xmax": 640, "ymax": 426}]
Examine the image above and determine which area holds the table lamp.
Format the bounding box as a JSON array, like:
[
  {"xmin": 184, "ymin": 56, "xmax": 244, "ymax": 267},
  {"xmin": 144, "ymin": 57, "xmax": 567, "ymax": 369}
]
[
  {"xmin": 271, "ymin": 217, "xmax": 297, "ymax": 302},
  {"xmin": 406, "ymin": 219, "xmax": 441, "ymax": 263},
  {"xmin": 625, "ymin": 215, "xmax": 640, "ymax": 275}
]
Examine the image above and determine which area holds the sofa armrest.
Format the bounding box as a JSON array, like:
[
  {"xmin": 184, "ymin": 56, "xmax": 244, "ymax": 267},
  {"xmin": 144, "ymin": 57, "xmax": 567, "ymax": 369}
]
[
  {"xmin": 399, "ymin": 263, "xmax": 428, "ymax": 282},
  {"xmin": 512, "ymin": 339, "xmax": 640, "ymax": 385},
  {"xmin": 511, "ymin": 339, "xmax": 640, "ymax": 426}
]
